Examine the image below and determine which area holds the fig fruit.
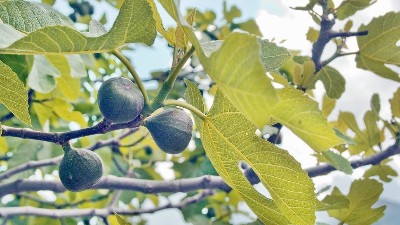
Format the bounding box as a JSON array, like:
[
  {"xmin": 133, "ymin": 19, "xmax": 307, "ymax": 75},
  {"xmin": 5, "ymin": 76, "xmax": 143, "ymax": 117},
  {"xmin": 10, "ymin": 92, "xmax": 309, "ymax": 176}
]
[
  {"xmin": 59, "ymin": 146, "xmax": 103, "ymax": 192},
  {"xmin": 98, "ymin": 77, "xmax": 144, "ymax": 123},
  {"xmin": 145, "ymin": 108, "xmax": 193, "ymax": 154}
]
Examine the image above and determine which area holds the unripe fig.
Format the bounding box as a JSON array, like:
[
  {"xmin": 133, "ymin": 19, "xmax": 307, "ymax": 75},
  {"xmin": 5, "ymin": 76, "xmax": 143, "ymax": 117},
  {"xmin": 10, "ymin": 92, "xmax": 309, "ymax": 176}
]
[
  {"xmin": 59, "ymin": 146, "xmax": 103, "ymax": 192},
  {"xmin": 145, "ymin": 108, "xmax": 193, "ymax": 154},
  {"xmin": 98, "ymin": 77, "xmax": 144, "ymax": 124}
]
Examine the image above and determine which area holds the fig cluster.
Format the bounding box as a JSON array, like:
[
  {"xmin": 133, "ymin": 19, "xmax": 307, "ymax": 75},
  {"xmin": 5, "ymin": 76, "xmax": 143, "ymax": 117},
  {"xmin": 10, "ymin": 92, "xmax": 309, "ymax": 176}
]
[
  {"xmin": 59, "ymin": 146, "xmax": 103, "ymax": 192},
  {"xmin": 97, "ymin": 77, "xmax": 193, "ymax": 156}
]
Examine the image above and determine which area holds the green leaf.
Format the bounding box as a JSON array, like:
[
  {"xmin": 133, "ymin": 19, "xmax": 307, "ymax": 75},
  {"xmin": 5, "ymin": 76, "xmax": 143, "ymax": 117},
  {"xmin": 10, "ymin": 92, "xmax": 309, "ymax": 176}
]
[
  {"xmin": 204, "ymin": 33, "xmax": 278, "ymax": 128},
  {"xmin": 223, "ymin": 2, "xmax": 241, "ymax": 23},
  {"xmin": 336, "ymin": 0, "xmax": 376, "ymax": 20},
  {"xmin": 271, "ymin": 88, "xmax": 343, "ymax": 152},
  {"xmin": 146, "ymin": 0, "xmax": 175, "ymax": 44},
  {"xmin": 0, "ymin": 60, "xmax": 31, "ymax": 126},
  {"xmin": 66, "ymin": 55, "xmax": 86, "ymax": 78},
  {"xmin": 0, "ymin": 0, "xmax": 68, "ymax": 32},
  {"xmin": 0, "ymin": 0, "xmax": 156, "ymax": 54},
  {"xmin": 0, "ymin": 54, "xmax": 33, "ymax": 84},
  {"xmin": 371, "ymin": 93, "xmax": 380, "ymax": 115},
  {"xmin": 165, "ymin": 0, "xmax": 341, "ymax": 152},
  {"xmin": 306, "ymin": 27, "xmax": 319, "ymax": 43},
  {"xmin": 115, "ymin": 213, "xmax": 132, "ymax": 225},
  {"xmin": 314, "ymin": 66, "xmax": 345, "ymax": 99},
  {"xmin": 364, "ymin": 163, "xmax": 398, "ymax": 182},
  {"xmin": 389, "ymin": 88, "xmax": 400, "ymax": 117},
  {"xmin": 316, "ymin": 189, "xmax": 350, "ymax": 211},
  {"xmin": 328, "ymin": 179, "xmax": 385, "ymax": 225},
  {"xmin": 184, "ymin": 79, "xmax": 205, "ymax": 127},
  {"xmin": 322, "ymin": 150, "xmax": 353, "ymax": 174},
  {"xmin": 28, "ymin": 55, "xmax": 60, "ymax": 93},
  {"xmin": 258, "ymin": 39, "xmax": 291, "ymax": 72},
  {"xmin": 356, "ymin": 12, "xmax": 400, "ymax": 81},
  {"xmin": 236, "ymin": 19, "xmax": 262, "ymax": 36},
  {"xmin": 47, "ymin": 55, "xmax": 81, "ymax": 101},
  {"xmin": 322, "ymin": 94, "xmax": 336, "ymax": 117},
  {"xmin": 196, "ymin": 90, "xmax": 315, "ymax": 225}
]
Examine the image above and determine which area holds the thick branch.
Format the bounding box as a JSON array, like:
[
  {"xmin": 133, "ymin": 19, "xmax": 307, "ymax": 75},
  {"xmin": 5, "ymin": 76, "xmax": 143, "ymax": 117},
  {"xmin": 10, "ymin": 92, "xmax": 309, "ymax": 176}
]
[
  {"xmin": 0, "ymin": 175, "xmax": 228, "ymax": 197},
  {"xmin": 0, "ymin": 190, "xmax": 214, "ymax": 218},
  {"xmin": 1, "ymin": 118, "xmax": 141, "ymax": 145},
  {"xmin": 311, "ymin": 1, "xmax": 368, "ymax": 72},
  {"xmin": 1, "ymin": 144, "xmax": 399, "ymax": 197}
]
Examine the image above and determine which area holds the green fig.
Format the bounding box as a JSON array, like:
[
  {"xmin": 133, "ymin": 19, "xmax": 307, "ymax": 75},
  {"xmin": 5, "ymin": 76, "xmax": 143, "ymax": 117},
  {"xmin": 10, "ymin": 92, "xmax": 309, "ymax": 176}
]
[
  {"xmin": 59, "ymin": 146, "xmax": 103, "ymax": 192},
  {"xmin": 98, "ymin": 77, "xmax": 144, "ymax": 123},
  {"xmin": 145, "ymin": 108, "xmax": 193, "ymax": 154}
]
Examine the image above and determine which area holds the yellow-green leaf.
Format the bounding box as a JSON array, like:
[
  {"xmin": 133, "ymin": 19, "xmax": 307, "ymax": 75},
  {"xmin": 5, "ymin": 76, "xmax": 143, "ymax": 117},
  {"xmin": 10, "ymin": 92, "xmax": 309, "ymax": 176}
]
[
  {"xmin": 0, "ymin": 136, "xmax": 7, "ymax": 155},
  {"xmin": 237, "ymin": 19, "xmax": 262, "ymax": 36},
  {"xmin": 146, "ymin": 0, "xmax": 175, "ymax": 44},
  {"xmin": 205, "ymin": 33, "xmax": 278, "ymax": 128},
  {"xmin": 316, "ymin": 189, "xmax": 350, "ymax": 211},
  {"xmin": 53, "ymin": 100, "xmax": 87, "ymax": 127},
  {"xmin": 314, "ymin": 66, "xmax": 345, "ymax": 99},
  {"xmin": 197, "ymin": 90, "xmax": 315, "ymax": 225},
  {"xmin": 356, "ymin": 12, "xmax": 400, "ymax": 81},
  {"xmin": 47, "ymin": 55, "xmax": 81, "ymax": 101},
  {"xmin": 0, "ymin": 0, "xmax": 67, "ymax": 33},
  {"xmin": 336, "ymin": 0, "xmax": 376, "ymax": 20},
  {"xmin": 27, "ymin": 55, "xmax": 60, "ymax": 93},
  {"xmin": 322, "ymin": 94, "xmax": 336, "ymax": 117},
  {"xmin": 306, "ymin": 27, "xmax": 319, "ymax": 43},
  {"xmin": 0, "ymin": 60, "xmax": 31, "ymax": 126},
  {"xmin": 389, "ymin": 88, "xmax": 400, "ymax": 117},
  {"xmin": 328, "ymin": 179, "xmax": 385, "ymax": 225},
  {"xmin": 0, "ymin": 0, "xmax": 156, "ymax": 54},
  {"xmin": 364, "ymin": 161, "xmax": 398, "ymax": 182},
  {"xmin": 322, "ymin": 150, "xmax": 353, "ymax": 174},
  {"xmin": 115, "ymin": 213, "xmax": 132, "ymax": 225},
  {"xmin": 184, "ymin": 79, "xmax": 205, "ymax": 127},
  {"xmin": 258, "ymin": 39, "xmax": 291, "ymax": 72},
  {"xmin": 271, "ymin": 88, "xmax": 343, "ymax": 152}
]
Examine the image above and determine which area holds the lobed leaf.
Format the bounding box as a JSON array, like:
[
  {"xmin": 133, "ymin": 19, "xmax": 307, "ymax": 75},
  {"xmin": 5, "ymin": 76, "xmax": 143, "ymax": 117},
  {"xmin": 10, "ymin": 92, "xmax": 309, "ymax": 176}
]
[
  {"xmin": 389, "ymin": 88, "xmax": 400, "ymax": 117},
  {"xmin": 0, "ymin": 0, "xmax": 68, "ymax": 33},
  {"xmin": 271, "ymin": 88, "xmax": 343, "ymax": 152},
  {"xmin": 328, "ymin": 179, "xmax": 385, "ymax": 225},
  {"xmin": 314, "ymin": 66, "xmax": 345, "ymax": 99},
  {"xmin": 0, "ymin": 60, "xmax": 31, "ymax": 126},
  {"xmin": 336, "ymin": 0, "xmax": 376, "ymax": 20},
  {"xmin": 0, "ymin": 0, "xmax": 156, "ymax": 54},
  {"xmin": 356, "ymin": 12, "xmax": 400, "ymax": 81},
  {"xmin": 192, "ymin": 90, "xmax": 316, "ymax": 225}
]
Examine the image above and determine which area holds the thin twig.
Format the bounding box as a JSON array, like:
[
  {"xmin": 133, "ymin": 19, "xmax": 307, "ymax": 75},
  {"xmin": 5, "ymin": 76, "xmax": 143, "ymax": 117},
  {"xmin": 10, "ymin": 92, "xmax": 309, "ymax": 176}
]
[{"xmin": 0, "ymin": 190, "xmax": 214, "ymax": 218}]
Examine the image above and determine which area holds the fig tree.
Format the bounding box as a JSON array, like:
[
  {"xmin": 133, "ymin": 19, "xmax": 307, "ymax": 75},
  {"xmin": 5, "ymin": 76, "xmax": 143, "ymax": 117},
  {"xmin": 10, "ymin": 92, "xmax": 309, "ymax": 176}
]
[
  {"xmin": 145, "ymin": 108, "xmax": 193, "ymax": 154},
  {"xmin": 59, "ymin": 145, "xmax": 103, "ymax": 192},
  {"xmin": 98, "ymin": 77, "xmax": 144, "ymax": 123}
]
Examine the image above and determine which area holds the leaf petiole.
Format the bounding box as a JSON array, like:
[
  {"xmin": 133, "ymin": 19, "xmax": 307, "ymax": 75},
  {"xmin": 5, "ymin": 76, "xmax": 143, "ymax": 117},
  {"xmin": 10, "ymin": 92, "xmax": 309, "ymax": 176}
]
[
  {"xmin": 112, "ymin": 50, "xmax": 150, "ymax": 106},
  {"xmin": 163, "ymin": 99, "xmax": 206, "ymax": 120}
]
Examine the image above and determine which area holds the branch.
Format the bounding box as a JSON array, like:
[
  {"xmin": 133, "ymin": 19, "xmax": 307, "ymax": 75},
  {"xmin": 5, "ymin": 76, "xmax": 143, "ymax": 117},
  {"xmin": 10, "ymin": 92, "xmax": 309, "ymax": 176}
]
[
  {"xmin": 0, "ymin": 155, "xmax": 62, "ymax": 181},
  {"xmin": 311, "ymin": 0, "xmax": 368, "ymax": 72},
  {"xmin": 1, "ymin": 118, "xmax": 141, "ymax": 145},
  {"xmin": 0, "ymin": 175, "xmax": 229, "ymax": 197},
  {"xmin": 1, "ymin": 144, "xmax": 399, "ymax": 197},
  {"xmin": 0, "ymin": 129, "xmax": 139, "ymax": 182},
  {"xmin": 0, "ymin": 190, "xmax": 214, "ymax": 218}
]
